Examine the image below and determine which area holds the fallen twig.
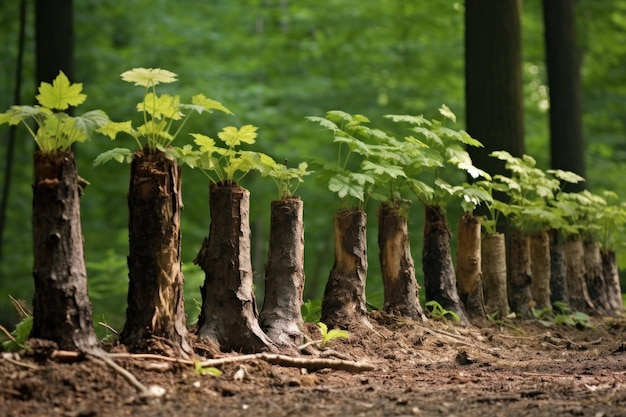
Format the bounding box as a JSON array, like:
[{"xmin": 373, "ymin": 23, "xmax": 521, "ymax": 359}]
[
  {"xmin": 2, "ymin": 355, "xmax": 38, "ymax": 370},
  {"xmin": 0, "ymin": 323, "xmax": 17, "ymax": 344}
]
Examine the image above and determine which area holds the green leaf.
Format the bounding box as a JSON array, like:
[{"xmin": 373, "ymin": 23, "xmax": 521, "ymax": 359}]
[
  {"xmin": 438, "ymin": 104, "xmax": 456, "ymax": 123},
  {"xmin": 35, "ymin": 71, "xmax": 86, "ymax": 110},
  {"xmin": 93, "ymin": 148, "xmax": 134, "ymax": 166},
  {"xmin": 120, "ymin": 68, "xmax": 178, "ymax": 87},
  {"xmin": 384, "ymin": 114, "xmax": 430, "ymax": 126},
  {"xmin": 74, "ymin": 110, "xmax": 111, "ymax": 137},
  {"xmin": 98, "ymin": 121, "xmax": 135, "ymax": 140},
  {"xmin": 138, "ymin": 93, "xmax": 182, "ymax": 120},
  {"xmin": 305, "ymin": 116, "xmax": 340, "ymax": 133},
  {"xmin": 217, "ymin": 125, "xmax": 258, "ymax": 147},
  {"xmin": 194, "ymin": 361, "xmax": 222, "ymax": 377},
  {"xmin": 2, "ymin": 316, "xmax": 32, "ymax": 352},
  {"xmin": 328, "ymin": 174, "xmax": 364, "ymax": 201},
  {"xmin": 361, "ymin": 160, "xmax": 405, "ymax": 179},
  {"xmin": 190, "ymin": 94, "xmax": 233, "ymax": 115}
]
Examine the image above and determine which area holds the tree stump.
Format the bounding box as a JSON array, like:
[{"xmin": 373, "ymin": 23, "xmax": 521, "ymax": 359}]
[
  {"xmin": 195, "ymin": 184, "xmax": 276, "ymax": 353},
  {"xmin": 530, "ymin": 230, "xmax": 551, "ymax": 310},
  {"xmin": 377, "ymin": 202, "xmax": 426, "ymax": 321},
  {"xmin": 456, "ymin": 213, "xmax": 485, "ymax": 319},
  {"xmin": 422, "ymin": 205, "xmax": 470, "ymax": 326},
  {"xmin": 549, "ymin": 230, "xmax": 569, "ymax": 307},
  {"xmin": 31, "ymin": 151, "xmax": 98, "ymax": 352},
  {"xmin": 601, "ymin": 249, "xmax": 624, "ymax": 316},
  {"xmin": 482, "ymin": 233, "xmax": 510, "ymax": 317},
  {"xmin": 120, "ymin": 150, "xmax": 190, "ymax": 358},
  {"xmin": 564, "ymin": 238, "xmax": 594, "ymax": 312},
  {"xmin": 259, "ymin": 197, "xmax": 306, "ymax": 348},
  {"xmin": 508, "ymin": 235, "xmax": 533, "ymax": 318},
  {"xmin": 321, "ymin": 208, "xmax": 371, "ymax": 330},
  {"xmin": 584, "ymin": 240, "xmax": 610, "ymax": 315}
]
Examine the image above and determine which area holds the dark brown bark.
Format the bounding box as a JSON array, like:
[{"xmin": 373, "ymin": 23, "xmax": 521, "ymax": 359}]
[
  {"xmin": 465, "ymin": 0, "xmax": 525, "ymax": 179},
  {"xmin": 583, "ymin": 241, "xmax": 610, "ymax": 315},
  {"xmin": 31, "ymin": 151, "xmax": 97, "ymax": 352},
  {"xmin": 549, "ymin": 230, "xmax": 569, "ymax": 306},
  {"xmin": 600, "ymin": 249, "xmax": 624, "ymax": 316},
  {"xmin": 377, "ymin": 202, "xmax": 426, "ymax": 321},
  {"xmin": 456, "ymin": 213, "xmax": 485, "ymax": 319},
  {"xmin": 259, "ymin": 197, "xmax": 306, "ymax": 347},
  {"xmin": 321, "ymin": 208, "xmax": 371, "ymax": 330},
  {"xmin": 530, "ymin": 230, "xmax": 551, "ymax": 310},
  {"xmin": 482, "ymin": 233, "xmax": 510, "ymax": 317},
  {"xmin": 508, "ymin": 235, "xmax": 533, "ymax": 318},
  {"xmin": 564, "ymin": 238, "xmax": 594, "ymax": 312},
  {"xmin": 35, "ymin": 0, "xmax": 73, "ymax": 84},
  {"xmin": 543, "ymin": 0, "xmax": 586, "ymax": 192},
  {"xmin": 120, "ymin": 150, "xmax": 190, "ymax": 358},
  {"xmin": 422, "ymin": 205, "xmax": 470, "ymax": 326},
  {"xmin": 195, "ymin": 184, "xmax": 276, "ymax": 353}
]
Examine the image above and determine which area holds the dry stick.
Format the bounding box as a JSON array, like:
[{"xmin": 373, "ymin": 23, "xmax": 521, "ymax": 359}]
[
  {"xmin": 416, "ymin": 324, "xmax": 500, "ymax": 354},
  {"xmin": 2, "ymin": 356, "xmax": 38, "ymax": 370},
  {"xmin": 0, "ymin": 323, "xmax": 17, "ymax": 344}
]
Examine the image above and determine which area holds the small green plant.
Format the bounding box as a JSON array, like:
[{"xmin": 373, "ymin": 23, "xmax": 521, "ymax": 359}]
[
  {"xmin": 194, "ymin": 360, "xmax": 222, "ymax": 377},
  {"xmin": 94, "ymin": 67, "xmax": 230, "ymax": 165},
  {"xmin": 424, "ymin": 300, "xmax": 460, "ymax": 322},
  {"xmin": 266, "ymin": 161, "xmax": 312, "ymax": 200},
  {"xmin": 486, "ymin": 311, "xmax": 526, "ymax": 336},
  {"xmin": 533, "ymin": 301, "xmax": 594, "ymax": 329},
  {"xmin": 301, "ymin": 299, "xmax": 322, "ymax": 323},
  {"xmin": 1, "ymin": 316, "xmax": 33, "ymax": 352},
  {"xmin": 0, "ymin": 71, "xmax": 110, "ymax": 153},
  {"xmin": 316, "ymin": 322, "xmax": 349, "ymax": 349}
]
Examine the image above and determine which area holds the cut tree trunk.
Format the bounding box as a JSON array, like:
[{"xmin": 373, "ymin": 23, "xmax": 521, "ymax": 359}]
[
  {"xmin": 456, "ymin": 213, "xmax": 485, "ymax": 319},
  {"xmin": 601, "ymin": 249, "xmax": 624, "ymax": 316},
  {"xmin": 549, "ymin": 230, "xmax": 569, "ymax": 306},
  {"xmin": 508, "ymin": 234, "xmax": 534, "ymax": 319},
  {"xmin": 564, "ymin": 238, "xmax": 594, "ymax": 312},
  {"xmin": 377, "ymin": 202, "xmax": 426, "ymax": 321},
  {"xmin": 321, "ymin": 208, "xmax": 371, "ymax": 330},
  {"xmin": 259, "ymin": 196, "xmax": 306, "ymax": 348},
  {"xmin": 195, "ymin": 184, "xmax": 276, "ymax": 353},
  {"xmin": 530, "ymin": 230, "xmax": 551, "ymax": 310},
  {"xmin": 422, "ymin": 205, "xmax": 470, "ymax": 326},
  {"xmin": 481, "ymin": 233, "xmax": 510, "ymax": 317},
  {"xmin": 31, "ymin": 151, "xmax": 98, "ymax": 352},
  {"xmin": 583, "ymin": 240, "xmax": 610, "ymax": 315},
  {"xmin": 120, "ymin": 150, "xmax": 191, "ymax": 358}
]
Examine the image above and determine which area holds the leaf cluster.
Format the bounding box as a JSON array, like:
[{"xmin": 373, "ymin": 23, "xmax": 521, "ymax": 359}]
[
  {"xmin": 94, "ymin": 68, "xmax": 231, "ymax": 164},
  {"xmin": 0, "ymin": 72, "xmax": 110, "ymax": 153},
  {"xmin": 316, "ymin": 322, "xmax": 349, "ymax": 349}
]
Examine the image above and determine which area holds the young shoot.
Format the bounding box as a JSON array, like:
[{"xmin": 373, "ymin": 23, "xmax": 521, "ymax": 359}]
[{"xmin": 0, "ymin": 71, "xmax": 110, "ymax": 153}]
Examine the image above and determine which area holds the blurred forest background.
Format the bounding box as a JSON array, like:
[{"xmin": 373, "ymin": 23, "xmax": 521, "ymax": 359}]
[{"xmin": 1, "ymin": 0, "xmax": 625, "ymax": 335}]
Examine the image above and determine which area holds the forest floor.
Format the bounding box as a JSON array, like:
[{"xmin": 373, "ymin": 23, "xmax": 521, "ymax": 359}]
[{"xmin": 1, "ymin": 312, "xmax": 625, "ymax": 417}]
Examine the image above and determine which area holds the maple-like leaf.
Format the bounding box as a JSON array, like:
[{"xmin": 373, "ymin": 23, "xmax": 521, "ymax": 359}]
[
  {"xmin": 120, "ymin": 68, "xmax": 178, "ymax": 87},
  {"xmin": 98, "ymin": 121, "xmax": 135, "ymax": 140},
  {"xmin": 217, "ymin": 125, "xmax": 258, "ymax": 147},
  {"xmin": 191, "ymin": 94, "xmax": 232, "ymax": 115},
  {"xmin": 35, "ymin": 71, "xmax": 86, "ymax": 110},
  {"xmin": 137, "ymin": 93, "xmax": 182, "ymax": 120}
]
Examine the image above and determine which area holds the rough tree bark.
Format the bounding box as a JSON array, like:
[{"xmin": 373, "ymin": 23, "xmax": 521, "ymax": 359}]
[
  {"xmin": 120, "ymin": 150, "xmax": 191, "ymax": 358},
  {"xmin": 377, "ymin": 202, "xmax": 426, "ymax": 321},
  {"xmin": 549, "ymin": 230, "xmax": 569, "ymax": 306},
  {"xmin": 456, "ymin": 213, "xmax": 485, "ymax": 319},
  {"xmin": 564, "ymin": 238, "xmax": 594, "ymax": 312},
  {"xmin": 530, "ymin": 230, "xmax": 551, "ymax": 310},
  {"xmin": 482, "ymin": 233, "xmax": 510, "ymax": 317},
  {"xmin": 601, "ymin": 249, "xmax": 624, "ymax": 316},
  {"xmin": 583, "ymin": 240, "xmax": 610, "ymax": 315},
  {"xmin": 31, "ymin": 151, "xmax": 98, "ymax": 352},
  {"xmin": 422, "ymin": 205, "xmax": 470, "ymax": 326},
  {"xmin": 508, "ymin": 235, "xmax": 533, "ymax": 318},
  {"xmin": 195, "ymin": 184, "xmax": 276, "ymax": 353},
  {"xmin": 259, "ymin": 196, "xmax": 306, "ymax": 348},
  {"xmin": 321, "ymin": 208, "xmax": 371, "ymax": 330}
]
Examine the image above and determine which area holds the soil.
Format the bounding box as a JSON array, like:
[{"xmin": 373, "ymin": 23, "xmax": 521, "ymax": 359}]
[{"xmin": 1, "ymin": 313, "xmax": 625, "ymax": 417}]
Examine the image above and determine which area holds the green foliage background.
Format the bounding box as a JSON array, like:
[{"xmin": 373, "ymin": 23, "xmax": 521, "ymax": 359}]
[{"xmin": 1, "ymin": 1, "xmax": 625, "ymax": 335}]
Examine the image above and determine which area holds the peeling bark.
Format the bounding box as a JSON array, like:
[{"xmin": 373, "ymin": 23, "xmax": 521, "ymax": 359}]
[
  {"xmin": 31, "ymin": 151, "xmax": 98, "ymax": 352},
  {"xmin": 422, "ymin": 205, "xmax": 470, "ymax": 326},
  {"xmin": 601, "ymin": 249, "xmax": 624, "ymax": 316},
  {"xmin": 120, "ymin": 150, "xmax": 190, "ymax": 358},
  {"xmin": 564, "ymin": 238, "xmax": 594, "ymax": 312},
  {"xmin": 377, "ymin": 202, "xmax": 426, "ymax": 321},
  {"xmin": 549, "ymin": 230, "xmax": 569, "ymax": 306},
  {"xmin": 583, "ymin": 241, "xmax": 610, "ymax": 315},
  {"xmin": 456, "ymin": 213, "xmax": 485, "ymax": 319},
  {"xmin": 259, "ymin": 197, "xmax": 306, "ymax": 347},
  {"xmin": 195, "ymin": 184, "xmax": 276, "ymax": 353},
  {"xmin": 508, "ymin": 235, "xmax": 533, "ymax": 318},
  {"xmin": 481, "ymin": 233, "xmax": 510, "ymax": 317},
  {"xmin": 321, "ymin": 208, "xmax": 371, "ymax": 330},
  {"xmin": 530, "ymin": 230, "xmax": 551, "ymax": 310}
]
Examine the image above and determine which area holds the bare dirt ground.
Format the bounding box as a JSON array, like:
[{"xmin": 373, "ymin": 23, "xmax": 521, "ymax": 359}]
[{"xmin": 1, "ymin": 312, "xmax": 625, "ymax": 417}]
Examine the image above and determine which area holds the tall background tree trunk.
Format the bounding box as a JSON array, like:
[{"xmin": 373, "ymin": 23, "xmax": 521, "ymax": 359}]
[
  {"xmin": 543, "ymin": 0, "xmax": 586, "ymax": 192},
  {"xmin": 36, "ymin": 0, "xmax": 73, "ymax": 83},
  {"xmin": 259, "ymin": 197, "xmax": 306, "ymax": 348},
  {"xmin": 195, "ymin": 184, "xmax": 275, "ymax": 353},
  {"xmin": 321, "ymin": 209, "xmax": 371, "ymax": 330},
  {"xmin": 31, "ymin": 151, "xmax": 97, "ymax": 352},
  {"xmin": 120, "ymin": 150, "xmax": 190, "ymax": 358},
  {"xmin": 466, "ymin": 0, "xmax": 525, "ymax": 178},
  {"xmin": 377, "ymin": 202, "xmax": 425, "ymax": 321},
  {"xmin": 422, "ymin": 205, "xmax": 470, "ymax": 326}
]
